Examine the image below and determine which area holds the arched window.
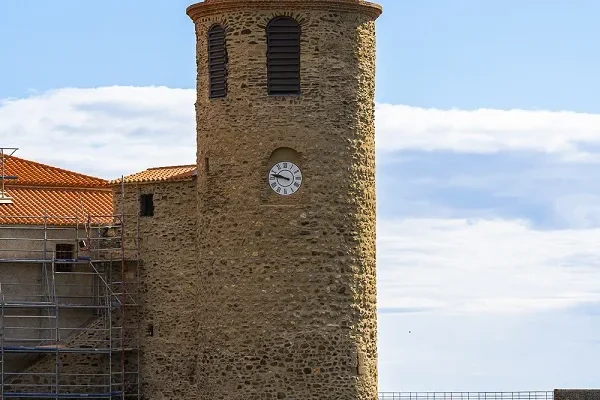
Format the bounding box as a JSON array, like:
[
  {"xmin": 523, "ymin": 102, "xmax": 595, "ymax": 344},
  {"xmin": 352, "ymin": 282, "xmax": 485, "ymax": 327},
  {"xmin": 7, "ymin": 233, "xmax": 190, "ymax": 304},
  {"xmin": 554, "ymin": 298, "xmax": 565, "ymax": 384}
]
[
  {"xmin": 208, "ymin": 25, "xmax": 227, "ymax": 99},
  {"xmin": 266, "ymin": 17, "xmax": 301, "ymax": 96}
]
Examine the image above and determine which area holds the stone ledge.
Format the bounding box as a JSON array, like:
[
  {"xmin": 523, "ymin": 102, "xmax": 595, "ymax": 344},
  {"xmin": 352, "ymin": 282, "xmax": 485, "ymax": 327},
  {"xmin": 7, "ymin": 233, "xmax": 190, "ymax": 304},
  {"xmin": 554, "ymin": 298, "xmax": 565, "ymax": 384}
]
[
  {"xmin": 187, "ymin": 0, "xmax": 382, "ymax": 21},
  {"xmin": 555, "ymin": 390, "xmax": 600, "ymax": 400}
]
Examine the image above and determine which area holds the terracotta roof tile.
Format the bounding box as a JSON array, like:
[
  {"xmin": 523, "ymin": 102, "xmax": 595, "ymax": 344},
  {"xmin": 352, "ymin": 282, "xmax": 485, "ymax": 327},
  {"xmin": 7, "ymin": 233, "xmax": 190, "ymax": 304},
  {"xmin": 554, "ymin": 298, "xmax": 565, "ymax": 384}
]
[
  {"xmin": 0, "ymin": 187, "xmax": 113, "ymax": 226},
  {"xmin": 1, "ymin": 156, "xmax": 109, "ymax": 188},
  {"xmin": 112, "ymin": 165, "xmax": 197, "ymax": 184},
  {"xmin": 0, "ymin": 156, "xmax": 113, "ymax": 225}
]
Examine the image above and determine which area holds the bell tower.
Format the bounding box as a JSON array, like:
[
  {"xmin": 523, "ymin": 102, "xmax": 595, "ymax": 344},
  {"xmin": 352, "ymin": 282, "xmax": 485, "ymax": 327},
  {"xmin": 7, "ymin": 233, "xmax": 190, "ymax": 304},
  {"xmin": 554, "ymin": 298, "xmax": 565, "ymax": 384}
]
[{"xmin": 187, "ymin": 0, "xmax": 382, "ymax": 398}]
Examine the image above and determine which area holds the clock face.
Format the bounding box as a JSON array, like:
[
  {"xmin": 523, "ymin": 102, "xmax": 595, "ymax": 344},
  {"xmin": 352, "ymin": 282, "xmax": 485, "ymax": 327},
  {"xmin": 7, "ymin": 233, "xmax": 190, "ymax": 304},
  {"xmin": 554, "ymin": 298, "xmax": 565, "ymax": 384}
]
[{"xmin": 268, "ymin": 161, "xmax": 302, "ymax": 196}]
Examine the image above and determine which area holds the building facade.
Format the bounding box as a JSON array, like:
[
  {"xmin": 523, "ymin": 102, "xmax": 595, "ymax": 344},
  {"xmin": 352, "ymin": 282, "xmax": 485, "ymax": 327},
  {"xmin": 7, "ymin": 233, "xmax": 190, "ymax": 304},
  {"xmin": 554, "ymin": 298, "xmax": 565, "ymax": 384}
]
[
  {"xmin": 188, "ymin": 0, "xmax": 381, "ymax": 398},
  {"xmin": 119, "ymin": 0, "xmax": 382, "ymax": 398},
  {"xmin": 137, "ymin": 0, "xmax": 380, "ymax": 399},
  {"xmin": 0, "ymin": 154, "xmax": 135, "ymax": 396},
  {"xmin": 112, "ymin": 165, "xmax": 199, "ymax": 399}
]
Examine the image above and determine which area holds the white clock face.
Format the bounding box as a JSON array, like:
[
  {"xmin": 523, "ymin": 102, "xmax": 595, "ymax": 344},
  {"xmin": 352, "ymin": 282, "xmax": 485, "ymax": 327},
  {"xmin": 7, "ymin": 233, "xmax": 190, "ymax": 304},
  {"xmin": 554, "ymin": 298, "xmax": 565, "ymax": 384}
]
[{"xmin": 268, "ymin": 161, "xmax": 302, "ymax": 196}]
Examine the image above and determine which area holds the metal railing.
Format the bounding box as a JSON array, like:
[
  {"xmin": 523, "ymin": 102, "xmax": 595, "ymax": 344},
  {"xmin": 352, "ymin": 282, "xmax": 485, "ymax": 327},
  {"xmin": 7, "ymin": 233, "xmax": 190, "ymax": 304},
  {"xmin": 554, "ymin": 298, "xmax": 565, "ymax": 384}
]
[{"xmin": 379, "ymin": 392, "xmax": 554, "ymax": 400}]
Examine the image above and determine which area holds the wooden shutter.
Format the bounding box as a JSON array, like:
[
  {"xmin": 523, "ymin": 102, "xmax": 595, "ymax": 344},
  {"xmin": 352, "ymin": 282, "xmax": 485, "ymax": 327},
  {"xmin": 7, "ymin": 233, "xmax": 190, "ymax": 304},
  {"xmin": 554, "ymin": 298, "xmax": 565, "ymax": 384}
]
[
  {"xmin": 208, "ymin": 25, "xmax": 227, "ymax": 99},
  {"xmin": 267, "ymin": 17, "xmax": 301, "ymax": 95}
]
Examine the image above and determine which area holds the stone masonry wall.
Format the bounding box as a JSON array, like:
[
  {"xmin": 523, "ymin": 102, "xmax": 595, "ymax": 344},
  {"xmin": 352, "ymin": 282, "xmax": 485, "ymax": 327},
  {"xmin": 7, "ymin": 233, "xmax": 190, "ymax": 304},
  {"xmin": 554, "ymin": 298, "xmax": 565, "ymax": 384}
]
[
  {"xmin": 555, "ymin": 391, "xmax": 600, "ymax": 400},
  {"xmin": 189, "ymin": 1, "xmax": 381, "ymax": 399},
  {"xmin": 113, "ymin": 180, "xmax": 198, "ymax": 399}
]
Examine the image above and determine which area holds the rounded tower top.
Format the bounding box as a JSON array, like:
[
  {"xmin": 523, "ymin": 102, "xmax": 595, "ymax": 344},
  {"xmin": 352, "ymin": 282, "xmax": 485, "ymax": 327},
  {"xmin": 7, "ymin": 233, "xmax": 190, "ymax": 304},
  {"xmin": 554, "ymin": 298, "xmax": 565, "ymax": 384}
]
[{"xmin": 186, "ymin": 0, "xmax": 382, "ymax": 20}]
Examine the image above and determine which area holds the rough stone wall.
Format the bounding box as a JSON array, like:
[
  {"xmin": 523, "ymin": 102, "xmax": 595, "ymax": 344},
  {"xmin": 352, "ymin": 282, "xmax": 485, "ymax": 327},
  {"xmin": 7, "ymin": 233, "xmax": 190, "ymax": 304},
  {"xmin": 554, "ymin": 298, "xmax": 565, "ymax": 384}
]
[
  {"xmin": 113, "ymin": 180, "xmax": 198, "ymax": 399},
  {"xmin": 189, "ymin": 1, "xmax": 380, "ymax": 399},
  {"xmin": 555, "ymin": 391, "xmax": 600, "ymax": 400}
]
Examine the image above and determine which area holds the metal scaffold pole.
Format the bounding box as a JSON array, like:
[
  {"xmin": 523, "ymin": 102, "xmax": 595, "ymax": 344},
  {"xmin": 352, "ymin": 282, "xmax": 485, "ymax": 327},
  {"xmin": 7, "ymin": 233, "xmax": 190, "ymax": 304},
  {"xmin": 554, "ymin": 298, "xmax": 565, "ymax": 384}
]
[
  {"xmin": 135, "ymin": 180, "xmax": 141, "ymax": 400},
  {"xmin": 1, "ymin": 291, "xmax": 5, "ymax": 399},
  {"xmin": 120, "ymin": 177, "xmax": 126, "ymax": 400},
  {"xmin": 0, "ymin": 147, "xmax": 18, "ymax": 204}
]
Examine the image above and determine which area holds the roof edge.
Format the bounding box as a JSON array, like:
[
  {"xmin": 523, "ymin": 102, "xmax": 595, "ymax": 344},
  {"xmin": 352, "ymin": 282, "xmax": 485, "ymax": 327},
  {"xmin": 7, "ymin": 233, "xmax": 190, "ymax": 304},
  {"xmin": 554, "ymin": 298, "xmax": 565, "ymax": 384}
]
[
  {"xmin": 4, "ymin": 185, "xmax": 113, "ymax": 192},
  {"xmin": 4, "ymin": 155, "xmax": 109, "ymax": 188},
  {"xmin": 147, "ymin": 164, "xmax": 197, "ymax": 170}
]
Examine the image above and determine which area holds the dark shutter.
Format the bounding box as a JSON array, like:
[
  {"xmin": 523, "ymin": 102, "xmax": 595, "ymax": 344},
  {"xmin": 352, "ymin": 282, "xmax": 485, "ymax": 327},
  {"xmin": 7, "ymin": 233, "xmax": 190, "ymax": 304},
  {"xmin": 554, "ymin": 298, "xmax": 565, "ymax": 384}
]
[
  {"xmin": 267, "ymin": 17, "xmax": 301, "ymax": 96},
  {"xmin": 208, "ymin": 25, "xmax": 227, "ymax": 99}
]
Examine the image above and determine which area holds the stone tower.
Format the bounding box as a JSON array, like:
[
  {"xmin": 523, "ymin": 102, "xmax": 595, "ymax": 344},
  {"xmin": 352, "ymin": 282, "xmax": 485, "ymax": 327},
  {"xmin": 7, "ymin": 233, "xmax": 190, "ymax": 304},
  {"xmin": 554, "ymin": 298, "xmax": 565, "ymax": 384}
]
[{"xmin": 187, "ymin": 0, "xmax": 382, "ymax": 399}]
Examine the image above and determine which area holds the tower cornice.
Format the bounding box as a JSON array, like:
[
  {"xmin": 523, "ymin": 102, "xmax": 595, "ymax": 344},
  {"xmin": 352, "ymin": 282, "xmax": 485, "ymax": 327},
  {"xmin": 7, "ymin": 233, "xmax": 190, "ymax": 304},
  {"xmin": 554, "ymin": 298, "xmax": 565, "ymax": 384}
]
[{"xmin": 186, "ymin": 0, "xmax": 382, "ymax": 21}]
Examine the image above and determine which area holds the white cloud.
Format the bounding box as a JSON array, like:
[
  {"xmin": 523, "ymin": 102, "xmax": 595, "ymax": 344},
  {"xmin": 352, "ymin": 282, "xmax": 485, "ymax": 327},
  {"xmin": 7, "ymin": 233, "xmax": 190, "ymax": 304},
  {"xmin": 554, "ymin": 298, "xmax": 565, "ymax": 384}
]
[
  {"xmin": 378, "ymin": 217, "xmax": 600, "ymax": 314},
  {"xmin": 376, "ymin": 103, "xmax": 600, "ymax": 160},
  {"xmin": 0, "ymin": 86, "xmax": 196, "ymax": 179},
  {"xmin": 552, "ymin": 194, "xmax": 600, "ymax": 228},
  {"xmin": 3, "ymin": 86, "xmax": 600, "ymax": 315},
  {"xmin": 4, "ymin": 87, "xmax": 600, "ymax": 180}
]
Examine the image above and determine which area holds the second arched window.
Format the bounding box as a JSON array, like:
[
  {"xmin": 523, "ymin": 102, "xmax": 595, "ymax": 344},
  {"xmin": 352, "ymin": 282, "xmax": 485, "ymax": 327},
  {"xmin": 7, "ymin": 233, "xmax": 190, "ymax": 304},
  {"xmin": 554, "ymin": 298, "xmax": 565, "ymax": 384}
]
[{"xmin": 266, "ymin": 17, "xmax": 301, "ymax": 96}]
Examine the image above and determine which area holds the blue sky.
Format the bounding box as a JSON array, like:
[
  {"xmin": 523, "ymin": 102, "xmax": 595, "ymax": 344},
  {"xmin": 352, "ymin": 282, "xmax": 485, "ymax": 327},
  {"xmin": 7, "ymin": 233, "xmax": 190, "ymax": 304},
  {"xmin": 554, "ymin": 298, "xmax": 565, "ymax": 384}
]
[
  {"xmin": 2, "ymin": 0, "xmax": 600, "ymax": 393},
  {"xmin": 4, "ymin": 0, "xmax": 600, "ymax": 110}
]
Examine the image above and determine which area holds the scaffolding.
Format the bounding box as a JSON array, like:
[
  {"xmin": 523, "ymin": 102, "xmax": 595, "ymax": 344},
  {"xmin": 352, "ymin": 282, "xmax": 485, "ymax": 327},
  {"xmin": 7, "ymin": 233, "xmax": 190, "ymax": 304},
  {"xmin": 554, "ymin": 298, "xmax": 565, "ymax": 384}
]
[
  {"xmin": 0, "ymin": 208, "xmax": 140, "ymax": 399},
  {"xmin": 0, "ymin": 147, "xmax": 18, "ymax": 204}
]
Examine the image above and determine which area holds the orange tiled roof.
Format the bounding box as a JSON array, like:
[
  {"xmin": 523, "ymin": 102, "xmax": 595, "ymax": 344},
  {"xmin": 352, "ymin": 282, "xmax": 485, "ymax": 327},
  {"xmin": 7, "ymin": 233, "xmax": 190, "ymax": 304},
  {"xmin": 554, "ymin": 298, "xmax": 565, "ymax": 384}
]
[
  {"xmin": 0, "ymin": 188, "xmax": 113, "ymax": 226},
  {"xmin": 0, "ymin": 156, "xmax": 112, "ymax": 225},
  {"xmin": 112, "ymin": 165, "xmax": 197, "ymax": 184},
  {"xmin": 1, "ymin": 156, "xmax": 109, "ymax": 188}
]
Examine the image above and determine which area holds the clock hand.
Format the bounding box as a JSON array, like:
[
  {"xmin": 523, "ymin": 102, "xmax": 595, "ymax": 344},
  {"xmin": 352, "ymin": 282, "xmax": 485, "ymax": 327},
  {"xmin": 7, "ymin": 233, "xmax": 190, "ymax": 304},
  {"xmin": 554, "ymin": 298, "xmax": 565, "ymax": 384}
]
[{"xmin": 271, "ymin": 173, "xmax": 291, "ymax": 181}]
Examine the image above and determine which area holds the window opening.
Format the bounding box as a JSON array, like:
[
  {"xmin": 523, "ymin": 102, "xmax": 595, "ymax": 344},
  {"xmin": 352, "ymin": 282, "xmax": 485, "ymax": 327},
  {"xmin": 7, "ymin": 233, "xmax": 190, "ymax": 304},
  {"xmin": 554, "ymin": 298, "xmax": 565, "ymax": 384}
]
[
  {"xmin": 140, "ymin": 193, "xmax": 154, "ymax": 217},
  {"xmin": 55, "ymin": 243, "xmax": 74, "ymax": 273}
]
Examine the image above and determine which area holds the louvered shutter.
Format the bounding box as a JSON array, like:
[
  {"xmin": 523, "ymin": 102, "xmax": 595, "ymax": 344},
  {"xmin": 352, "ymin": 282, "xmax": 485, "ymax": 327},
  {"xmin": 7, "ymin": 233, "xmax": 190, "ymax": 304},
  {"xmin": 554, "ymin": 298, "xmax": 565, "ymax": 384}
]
[
  {"xmin": 208, "ymin": 25, "xmax": 227, "ymax": 99},
  {"xmin": 267, "ymin": 17, "xmax": 301, "ymax": 95}
]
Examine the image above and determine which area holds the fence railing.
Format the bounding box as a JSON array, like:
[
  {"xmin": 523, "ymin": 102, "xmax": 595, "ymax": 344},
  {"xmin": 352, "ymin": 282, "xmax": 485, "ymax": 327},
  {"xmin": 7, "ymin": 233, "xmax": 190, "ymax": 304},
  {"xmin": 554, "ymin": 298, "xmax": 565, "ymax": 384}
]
[{"xmin": 379, "ymin": 392, "xmax": 554, "ymax": 400}]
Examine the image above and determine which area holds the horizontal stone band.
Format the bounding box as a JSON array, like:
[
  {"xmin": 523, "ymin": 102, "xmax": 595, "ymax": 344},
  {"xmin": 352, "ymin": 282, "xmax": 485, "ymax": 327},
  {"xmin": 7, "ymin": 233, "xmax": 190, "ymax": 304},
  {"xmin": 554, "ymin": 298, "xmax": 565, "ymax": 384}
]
[{"xmin": 187, "ymin": 0, "xmax": 382, "ymax": 21}]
